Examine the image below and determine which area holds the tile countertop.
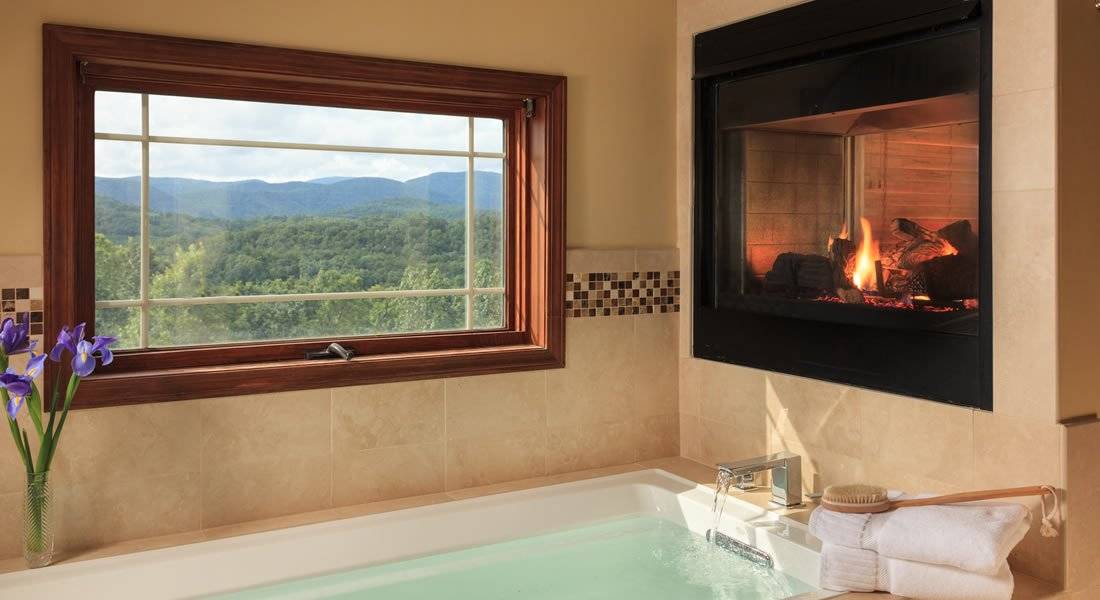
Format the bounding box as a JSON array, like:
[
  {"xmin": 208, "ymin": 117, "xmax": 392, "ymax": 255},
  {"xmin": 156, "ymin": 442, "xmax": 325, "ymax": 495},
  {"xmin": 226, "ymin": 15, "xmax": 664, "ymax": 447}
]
[{"xmin": 0, "ymin": 456, "xmax": 1067, "ymax": 599}]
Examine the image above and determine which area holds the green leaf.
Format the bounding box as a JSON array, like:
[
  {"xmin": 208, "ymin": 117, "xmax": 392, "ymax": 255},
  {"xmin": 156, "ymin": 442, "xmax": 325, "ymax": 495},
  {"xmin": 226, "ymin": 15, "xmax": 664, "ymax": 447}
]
[
  {"xmin": 43, "ymin": 374, "xmax": 80, "ymax": 472},
  {"xmin": 26, "ymin": 384, "xmax": 44, "ymax": 439},
  {"xmin": 6, "ymin": 415, "xmax": 31, "ymax": 473},
  {"xmin": 21, "ymin": 428, "xmax": 34, "ymax": 473}
]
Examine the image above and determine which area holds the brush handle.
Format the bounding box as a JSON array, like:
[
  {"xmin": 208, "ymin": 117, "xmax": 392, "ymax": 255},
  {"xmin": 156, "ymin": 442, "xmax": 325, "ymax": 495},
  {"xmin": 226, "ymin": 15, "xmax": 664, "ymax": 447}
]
[{"xmin": 890, "ymin": 486, "xmax": 1050, "ymax": 509}]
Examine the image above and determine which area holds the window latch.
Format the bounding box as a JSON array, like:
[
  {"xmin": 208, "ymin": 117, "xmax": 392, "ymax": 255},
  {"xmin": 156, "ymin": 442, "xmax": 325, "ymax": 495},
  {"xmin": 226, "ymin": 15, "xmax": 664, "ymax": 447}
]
[
  {"xmin": 522, "ymin": 98, "xmax": 535, "ymax": 119},
  {"xmin": 305, "ymin": 342, "xmax": 356, "ymax": 361}
]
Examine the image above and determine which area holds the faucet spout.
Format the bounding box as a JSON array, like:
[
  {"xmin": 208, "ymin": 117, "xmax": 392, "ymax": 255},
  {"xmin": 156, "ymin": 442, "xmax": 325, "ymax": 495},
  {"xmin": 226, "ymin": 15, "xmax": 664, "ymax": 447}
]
[{"xmin": 717, "ymin": 451, "xmax": 802, "ymax": 507}]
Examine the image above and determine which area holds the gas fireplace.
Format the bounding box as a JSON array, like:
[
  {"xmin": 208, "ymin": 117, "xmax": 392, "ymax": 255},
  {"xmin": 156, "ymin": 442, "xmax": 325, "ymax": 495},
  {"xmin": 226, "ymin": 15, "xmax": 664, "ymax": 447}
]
[{"xmin": 693, "ymin": 0, "xmax": 991, "ymax": 408}]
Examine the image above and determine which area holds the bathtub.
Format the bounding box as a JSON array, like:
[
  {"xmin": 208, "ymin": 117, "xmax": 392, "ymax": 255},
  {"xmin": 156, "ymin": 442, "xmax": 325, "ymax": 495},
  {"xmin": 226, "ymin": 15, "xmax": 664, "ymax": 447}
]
[{"xmin": 0, "ymin": 469, "xmax": 839, "ymax": 599}]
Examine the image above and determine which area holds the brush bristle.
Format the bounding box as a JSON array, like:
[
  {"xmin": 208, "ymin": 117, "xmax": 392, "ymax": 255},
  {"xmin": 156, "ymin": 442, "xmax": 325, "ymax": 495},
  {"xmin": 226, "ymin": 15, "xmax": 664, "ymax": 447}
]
[{"xmin": 822, "ymin": 484, "xmax": 888, "ymax": 506}]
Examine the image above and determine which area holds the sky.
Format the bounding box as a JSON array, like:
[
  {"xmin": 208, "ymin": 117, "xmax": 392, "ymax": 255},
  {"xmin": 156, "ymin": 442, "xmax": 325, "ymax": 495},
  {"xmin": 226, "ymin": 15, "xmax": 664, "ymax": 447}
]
[{"xmin": 94, "ymin": 92, "xmax": 504, "ymax": 182}]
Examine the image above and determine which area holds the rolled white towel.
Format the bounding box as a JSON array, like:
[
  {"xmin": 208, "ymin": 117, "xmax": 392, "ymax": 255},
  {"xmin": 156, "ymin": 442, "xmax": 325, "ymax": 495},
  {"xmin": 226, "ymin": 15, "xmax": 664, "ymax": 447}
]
[
  {"xmin": 809, "ymin": 498, "xmax": 1030, "ymax": 575},
  {"xmin": 819, "ymin": 542, "xmax": 1014, "ymax": 600}
]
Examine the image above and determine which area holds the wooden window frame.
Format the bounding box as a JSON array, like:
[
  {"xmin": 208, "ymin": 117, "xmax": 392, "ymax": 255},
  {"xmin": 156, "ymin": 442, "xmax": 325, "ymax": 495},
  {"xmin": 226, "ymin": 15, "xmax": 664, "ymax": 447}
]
[{"xmin": 43, "ymin": 24, "xmax": 565, "ymax": 409}]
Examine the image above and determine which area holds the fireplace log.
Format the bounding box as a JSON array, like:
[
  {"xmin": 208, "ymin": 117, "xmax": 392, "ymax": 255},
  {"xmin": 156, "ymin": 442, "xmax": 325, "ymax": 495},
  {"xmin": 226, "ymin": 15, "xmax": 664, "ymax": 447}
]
[
  {"xmin": 829, "ymin": 238, "xmax": 858, "ymax": 289},
  {"xmin": 764, "ymin": 253, "xmax": 835, "ymax": 296},
  {"xmin": 937, "ymin": 219, "xmax": 979, "ymax": 256},
  {"xmin": 916, "ymin": 254, "xmax": 979, "ymax": 300}
]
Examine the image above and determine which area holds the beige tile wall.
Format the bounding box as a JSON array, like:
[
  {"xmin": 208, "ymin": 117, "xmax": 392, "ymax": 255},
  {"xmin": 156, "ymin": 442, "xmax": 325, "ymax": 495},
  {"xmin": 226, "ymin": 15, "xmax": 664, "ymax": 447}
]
[
  {"xmin": 0, "ymin": 248, "xmax": 680, "ymax": 558},
  {"xmin": 675, "ymin": 0, "xmax": 1067, "ymax": 587}
]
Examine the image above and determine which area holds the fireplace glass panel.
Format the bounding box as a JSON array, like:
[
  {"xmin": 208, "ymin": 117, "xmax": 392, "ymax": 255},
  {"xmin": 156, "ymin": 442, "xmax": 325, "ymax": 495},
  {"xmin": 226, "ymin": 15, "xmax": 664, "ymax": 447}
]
[{"xmin": 710, "ymin": 30, "xmax": 981, "ymax": 336}]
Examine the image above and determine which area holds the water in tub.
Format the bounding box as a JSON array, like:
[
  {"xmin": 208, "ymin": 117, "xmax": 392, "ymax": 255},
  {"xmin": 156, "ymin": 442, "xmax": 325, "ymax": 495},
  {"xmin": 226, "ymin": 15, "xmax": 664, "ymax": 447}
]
[{"xmin": 212, "ymin": 516, "xmax": 815, "ymax": 599}]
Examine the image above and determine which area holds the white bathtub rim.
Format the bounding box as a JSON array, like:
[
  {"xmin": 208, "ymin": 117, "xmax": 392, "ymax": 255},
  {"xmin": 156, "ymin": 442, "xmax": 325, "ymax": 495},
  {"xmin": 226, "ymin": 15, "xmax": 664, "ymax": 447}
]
[{"xmin": 0, "ymin": 468, "xmax": 834, "ymax": 599}]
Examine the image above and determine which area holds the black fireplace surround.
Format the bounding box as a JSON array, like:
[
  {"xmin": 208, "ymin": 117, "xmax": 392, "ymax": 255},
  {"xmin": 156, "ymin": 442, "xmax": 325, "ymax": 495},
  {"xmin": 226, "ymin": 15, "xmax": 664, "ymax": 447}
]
[{"xmin": 693, "ymin": 0, "xmax": 992, "ymax": 409}]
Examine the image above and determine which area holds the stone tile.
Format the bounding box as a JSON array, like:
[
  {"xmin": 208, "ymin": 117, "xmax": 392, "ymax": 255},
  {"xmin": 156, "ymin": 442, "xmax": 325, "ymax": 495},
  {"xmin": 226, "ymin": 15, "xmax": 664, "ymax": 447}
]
[
  {"xmin": 547, "ymin": 317, "xmax": 634, "ymax": 427},
  {"xmin": 332, "ymin": 380, "xmax": 443, "ymax": 452},
  {"xmin": 973, "ymin": 411, "xmax": 1063, "ymax": 490},
  {"xmin": 972, "ymin": 413, "xmax": 1062, "ymax": 586},
  {"xmin": 201, "ymin": 453, "xmax": 331, "ymax": 529},
  {"xmin": 992, "ymin": 0, "xmax": 1056, "ymax": 96},
  {"xmin": 698, "ymin": 416, "xmax": 766, "ymax": 466},
  {"xmin": 764, "ymin": 374, "xmax": 861, "ymax": 459},
  {"xmin": 858, "ymin": 389, "xmax": 975, "ymax": 493},
  {"xmin": 0, "ymin": 256, "xmax": 43, "ymax": 287},
  {"xmin": 0, "ymin": 492, "xmax": 19, "ymax": 559},
  {"xmin": 332, "ymin": 442, "xmax": 444, "ymax": 507},
  {"xmin": 565, "ymin": 249, "xmax": 636, "ymax": 274},
  {"xmin": 445, "ymin": 371, "xmax": 546, "ymax": 439},
  {"xmin": 679, "ymin": 413, "xmax": 703, "ymax": 462},
  {"xmin": 634, "ymin": 247, "xmax": 679, "ymax": 271},
  {"xmin": 57, "ymin": 471, "xmax": 202, "ymax": 552},
  {"xmin": 767, "ymin": 435, "xmax": 866, "ymax": 496},
  {"xmin": 546, "ymin": 420, "xmax": 637, "ymax": 475},
  {"xmin": 445, "ymin": 428, "xmax": 547, "ymax": 490},
  {"xmin": 697, "ymin": 360, "xmax": 768, "ymax": 428},
  {"xmin": 445, "ymin": 464, "xmax": 641, "ymax": 501},
  {"xmin": 678, "ymin": 358, "xmax": 701, "ymax": 416},
  {"xmin": 1065, "ymin": 419, "xmax": 1100, "ymax": 593},
  {"xmin": 992, "ymin": 88, "xmax": 1056, "ymax": 192},
  {"xmin": 201, "ymin": 389, "xmax": 331, "ymax": 465},
  {"xmin": 50, "ymin": 400, "xmax": 201, "ymax": 486},
  {"xmin": 634, "ymin": 413, "xmax": 679, "ymax": 462},
  {"xmin": 633, "ymin": 313, "xmax": 678, "ymax": 418},
  {"xmin": 992, "ymin": 190, "xmax": 1057, "ymax": 422}
]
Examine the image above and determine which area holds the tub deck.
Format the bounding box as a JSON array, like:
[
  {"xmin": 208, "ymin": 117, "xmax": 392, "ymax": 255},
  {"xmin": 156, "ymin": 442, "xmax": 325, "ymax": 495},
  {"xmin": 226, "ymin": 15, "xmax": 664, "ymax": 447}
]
[{"xmin": 0, "ymin": 456, "xmax": 1064, "ymax": 599}]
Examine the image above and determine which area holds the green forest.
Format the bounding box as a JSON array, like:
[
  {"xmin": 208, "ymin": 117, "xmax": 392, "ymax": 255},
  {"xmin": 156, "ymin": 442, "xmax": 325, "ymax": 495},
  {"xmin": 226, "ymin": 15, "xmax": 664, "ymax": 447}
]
[{"xmin": 95, "ymin": 194, "xmax": 504, "ymax": 349}]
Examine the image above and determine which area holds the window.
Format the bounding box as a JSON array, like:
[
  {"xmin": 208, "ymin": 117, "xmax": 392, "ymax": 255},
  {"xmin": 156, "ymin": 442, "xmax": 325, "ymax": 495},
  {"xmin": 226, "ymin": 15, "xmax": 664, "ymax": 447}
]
[
  {"xmin": 94, "ymin": 93, "xmax": 506, "ymax": 349},
  {"xmin": 45, "ymin": 25, "xmax": 565, "ymax": 407}
]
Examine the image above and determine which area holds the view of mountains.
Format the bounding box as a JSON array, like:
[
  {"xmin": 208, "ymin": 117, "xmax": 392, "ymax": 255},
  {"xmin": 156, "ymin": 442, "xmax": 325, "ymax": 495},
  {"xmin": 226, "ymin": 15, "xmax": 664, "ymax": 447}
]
[{"xmin": 94, "ymin": 171, "xmax": 503, "ymax": 220}]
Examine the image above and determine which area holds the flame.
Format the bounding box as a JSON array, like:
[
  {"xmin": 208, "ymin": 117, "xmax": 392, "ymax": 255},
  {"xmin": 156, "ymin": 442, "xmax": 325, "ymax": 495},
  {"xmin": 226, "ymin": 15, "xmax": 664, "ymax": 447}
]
[
  {"xmin": 851, "ymin": 217, "xmax": 879, "ymax": 291},
  {"xmin": 940, "ymin": 240, "xmax": 958, "ymax": 256}
]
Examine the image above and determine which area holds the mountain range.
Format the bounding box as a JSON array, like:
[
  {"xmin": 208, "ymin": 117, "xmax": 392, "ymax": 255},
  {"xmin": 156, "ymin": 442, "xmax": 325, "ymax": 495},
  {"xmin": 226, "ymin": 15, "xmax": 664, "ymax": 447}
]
[{"xmin": 94, "ymin": 171, "xmax": 502, "ymax": 220}]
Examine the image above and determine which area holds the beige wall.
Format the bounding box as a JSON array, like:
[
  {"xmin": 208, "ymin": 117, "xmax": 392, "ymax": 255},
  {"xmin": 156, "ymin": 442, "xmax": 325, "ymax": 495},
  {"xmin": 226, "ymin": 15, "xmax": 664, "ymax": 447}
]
[
  {"xmin": 0, "ymin": 0, "xmax": 676, "ymax": 251},
  {"xmin": 0, "ymin": 0, "xmax": 680, "ymax": 558},
  {"xmin": 1056, "ymin": 0, "xmax": 1100, "ymax": 422},
  {"xmin": 675, "ymin": 0, "xmax": 1066, "ymax": 586},
  {"xmin": 1057, "ymin": 1, "xmax": 1100, "ymax": 596}
]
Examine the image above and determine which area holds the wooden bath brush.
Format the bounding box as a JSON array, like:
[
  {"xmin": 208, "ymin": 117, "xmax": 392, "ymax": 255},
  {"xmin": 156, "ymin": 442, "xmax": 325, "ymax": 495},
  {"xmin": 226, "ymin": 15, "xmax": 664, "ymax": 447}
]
[{"xmin": 820, "ymin": 484, "xmax": 1061, "ymax": 537}]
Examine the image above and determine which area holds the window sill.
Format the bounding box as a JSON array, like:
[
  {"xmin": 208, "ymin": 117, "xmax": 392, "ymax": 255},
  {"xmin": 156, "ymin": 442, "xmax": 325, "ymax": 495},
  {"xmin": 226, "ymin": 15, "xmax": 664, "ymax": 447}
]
[{"xmin": 75, "ymin": 343, "xmax": 564, "ymax": 408}]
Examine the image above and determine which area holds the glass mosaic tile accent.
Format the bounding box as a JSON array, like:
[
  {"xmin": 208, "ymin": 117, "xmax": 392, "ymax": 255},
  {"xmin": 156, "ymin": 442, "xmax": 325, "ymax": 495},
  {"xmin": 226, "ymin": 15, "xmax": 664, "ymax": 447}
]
[{"xmin": 564, "ymin": 271, "xmax": 680, "ymax": 317}]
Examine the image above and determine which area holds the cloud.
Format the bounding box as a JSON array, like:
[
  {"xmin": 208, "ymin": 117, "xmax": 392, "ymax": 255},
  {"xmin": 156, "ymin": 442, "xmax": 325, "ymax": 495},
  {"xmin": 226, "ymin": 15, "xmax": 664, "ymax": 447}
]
[{"xmin": 94, "ymin": 92, "xmax": 504, "ymax": 182}]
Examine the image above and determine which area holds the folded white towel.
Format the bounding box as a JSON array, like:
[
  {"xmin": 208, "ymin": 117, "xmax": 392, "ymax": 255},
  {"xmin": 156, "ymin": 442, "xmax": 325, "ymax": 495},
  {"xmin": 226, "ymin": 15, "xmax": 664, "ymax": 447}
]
[
  {"xmin": 809, "ymin": 500, "xmax": 1031, "ymax": 575},
  {"xmin": 819, "ymin": 542, "xmax": 1014, "ymax": 600}
]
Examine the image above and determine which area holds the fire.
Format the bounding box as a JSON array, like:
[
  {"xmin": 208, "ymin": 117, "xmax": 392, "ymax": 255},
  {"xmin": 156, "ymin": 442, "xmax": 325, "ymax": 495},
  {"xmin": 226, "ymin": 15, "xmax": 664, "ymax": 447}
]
[
  {"xmin": 940, "ymin": 240, "xmax": 959, "ymax": 256},
  {"xmin": 851, "ymin": 218, "xmax": 879, "ymax": 291}
]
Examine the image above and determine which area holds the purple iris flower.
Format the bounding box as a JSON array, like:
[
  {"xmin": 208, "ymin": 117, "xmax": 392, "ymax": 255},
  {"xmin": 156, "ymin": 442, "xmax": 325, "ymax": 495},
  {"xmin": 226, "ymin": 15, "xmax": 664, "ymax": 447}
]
[
  {"xmin": 1, "ymin": 353, "xmax": 46, "ymax": 420},
  {"xmin": 0, "ymin": 313, "xmax": 36, "ymax": 356},
  {"xmin": 49, "ymin": 323, "xmax": 116, "ymax": 377}
]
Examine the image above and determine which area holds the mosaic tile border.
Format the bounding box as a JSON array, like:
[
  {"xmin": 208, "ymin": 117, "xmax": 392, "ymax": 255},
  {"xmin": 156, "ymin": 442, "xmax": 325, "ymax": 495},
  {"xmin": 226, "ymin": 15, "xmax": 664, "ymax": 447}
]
[
  {"xmin": 1, "ymin": 287, "xmax": 44, "ymax": 335},
  {"xmin": 565, "ymin": 271, "xmax": 680, "ymax": 317}
]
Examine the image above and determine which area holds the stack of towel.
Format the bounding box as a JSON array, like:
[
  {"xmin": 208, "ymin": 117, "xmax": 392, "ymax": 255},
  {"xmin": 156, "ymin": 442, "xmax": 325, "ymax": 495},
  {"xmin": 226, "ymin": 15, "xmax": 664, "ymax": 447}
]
[{"xmin": 808, "ymin": 493, "xmax": 1032, "ymax": 600}]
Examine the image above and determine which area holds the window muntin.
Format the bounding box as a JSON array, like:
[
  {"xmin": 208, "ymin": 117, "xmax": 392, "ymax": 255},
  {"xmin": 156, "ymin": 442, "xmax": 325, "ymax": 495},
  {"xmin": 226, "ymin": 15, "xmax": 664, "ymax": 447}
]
[{"xmin": 94, "ymin": 92, "xmax": 507, "ymax": 350}]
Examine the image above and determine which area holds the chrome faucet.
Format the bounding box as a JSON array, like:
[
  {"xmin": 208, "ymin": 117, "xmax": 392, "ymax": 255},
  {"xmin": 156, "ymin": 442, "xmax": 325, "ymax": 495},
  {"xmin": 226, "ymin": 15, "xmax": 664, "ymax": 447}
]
[{"xmin": 717, "ymin": 451, "xmax": 803, "ymax": 507}]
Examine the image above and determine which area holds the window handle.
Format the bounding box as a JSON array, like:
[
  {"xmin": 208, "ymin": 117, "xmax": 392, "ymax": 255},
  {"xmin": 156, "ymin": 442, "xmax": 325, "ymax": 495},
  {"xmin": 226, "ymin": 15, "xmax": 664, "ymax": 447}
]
[{"xmin": 305, "ymin": 342, "xmax": 356, "ymax": 361}]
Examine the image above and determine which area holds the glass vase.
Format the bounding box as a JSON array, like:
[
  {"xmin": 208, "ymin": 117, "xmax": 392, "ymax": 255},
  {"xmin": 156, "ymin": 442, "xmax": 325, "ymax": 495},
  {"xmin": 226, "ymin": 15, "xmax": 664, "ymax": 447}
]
[{"xmin": 23, "ymin": 471, "xmax": 54, "ymax": 568}]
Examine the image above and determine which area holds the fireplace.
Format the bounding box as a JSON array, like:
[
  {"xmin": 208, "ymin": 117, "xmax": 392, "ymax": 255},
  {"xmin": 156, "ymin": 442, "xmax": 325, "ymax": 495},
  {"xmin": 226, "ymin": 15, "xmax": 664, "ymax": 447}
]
[{"xmin": 693, "ymin": 0, "xmax": 991, "ymax": 408}]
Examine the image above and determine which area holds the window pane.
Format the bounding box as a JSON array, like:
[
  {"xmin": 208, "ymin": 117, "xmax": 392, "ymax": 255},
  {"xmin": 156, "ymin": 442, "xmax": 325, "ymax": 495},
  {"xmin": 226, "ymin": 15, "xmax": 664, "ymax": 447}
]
[
  {"xmin": 139, "ymin": 144, "xmax": 468, "ymax": 298},
  {"xmin": 147, "ymin": 296, "xmax": 465, "ymax": 347},
  {"xmin": 474, "ymin": 158, "xmax": 504, "ymax": 288},
  {"xmin": 474, "ymin": 118, "xmax": 504, "ymax": 153},
  {"xmin": 148, "ymin": 95, "xmax": 469, "ymax": 151},
  {"xmin": 95, "ymin": 140, "xmax": 141, "ymax": 301},
  {"xmin": 95, "ymin": 307, "xmax": 140, "ymax": 349},
  {"xmin": 474, "ymin": 293, "xmax": 504, "ymax": 329},
  {"xmin": 95, "ymin": 91, "xmax": 142, "ymax": 135}
]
